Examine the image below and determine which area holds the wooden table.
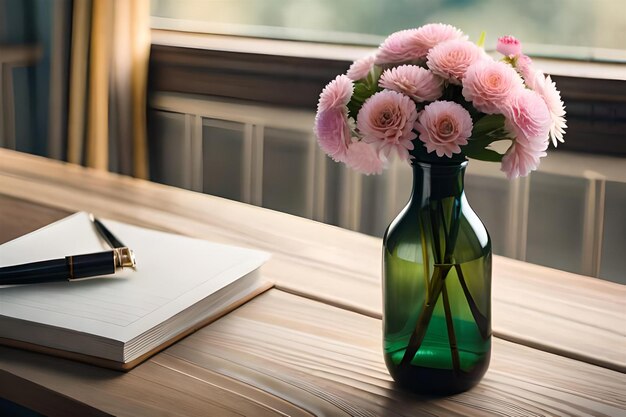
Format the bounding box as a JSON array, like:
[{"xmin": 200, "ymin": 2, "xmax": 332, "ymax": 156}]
[{"xmin": 0, "ymin": 148, "xmax": 624, "ymax": 416}]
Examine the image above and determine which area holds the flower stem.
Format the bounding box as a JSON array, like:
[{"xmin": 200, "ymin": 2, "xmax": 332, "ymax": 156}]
[
  {"xmin": 399, "ymin": 197, "xmax": 463, "ymax": 371},
  {"xmin": 419, "ymin": 214, "xmax": 431, "ymax": 304},
  {"xmin": 399, "ymin": 263, "xmax": 451, "ymax": 367},
  {"xmin": 455, "ymin": 264, "xmax": 490, "ymax": 340},
  {"xmin": 440, "ymin": 198, "xmax": 462, "ymax": 374},
  {"xmin": 441, "ymin": 281, "xmax": 461, "ymax": 374}
]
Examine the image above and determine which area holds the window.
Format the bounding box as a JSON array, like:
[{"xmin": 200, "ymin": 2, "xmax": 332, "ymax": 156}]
[
  {"xmin": 150, "ymin": 0, "xmax": 626, "ymax": 61},
  {"xmin": 146, "ymin": 1, "xmax": 626, "ymax": 284}
]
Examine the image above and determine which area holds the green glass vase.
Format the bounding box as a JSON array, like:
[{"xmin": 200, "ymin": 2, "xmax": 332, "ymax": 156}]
[{"xmin": 383, "ymin": 160, "xmax": 492, "ymax": 394}]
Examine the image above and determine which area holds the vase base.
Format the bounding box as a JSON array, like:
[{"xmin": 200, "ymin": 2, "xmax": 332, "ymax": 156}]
[{"xmin": 388, "ymin": 356, "xmax": 490, "ymax": 395}]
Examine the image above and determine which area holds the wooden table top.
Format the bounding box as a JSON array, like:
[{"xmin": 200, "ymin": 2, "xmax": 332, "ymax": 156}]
[{"xmin": 0, "ymin": 148, "xmax": 624, "ymax": 416}]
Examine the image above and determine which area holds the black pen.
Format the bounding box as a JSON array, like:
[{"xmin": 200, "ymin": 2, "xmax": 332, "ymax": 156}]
[
  {"xmin": 0, "ymin": 216, "xmax": 136, "ymax": 285},
  {"xmin": 0, "ymin": 248, "xmax": 135, "ymax": 285}
]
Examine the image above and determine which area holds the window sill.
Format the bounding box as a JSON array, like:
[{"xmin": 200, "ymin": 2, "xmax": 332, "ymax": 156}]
[
  {"xmin": 151, "ymin": 29, "xmax": 626, "ymax": 81},
  {"xmin": 149, "ymin": 29, "xmax": 626, "ymax": 156}
]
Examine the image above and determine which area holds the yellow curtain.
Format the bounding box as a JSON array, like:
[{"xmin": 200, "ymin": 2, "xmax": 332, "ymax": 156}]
[{"xmin": 67, "ymin": 0, "xmax": 150, "ymax": 179}]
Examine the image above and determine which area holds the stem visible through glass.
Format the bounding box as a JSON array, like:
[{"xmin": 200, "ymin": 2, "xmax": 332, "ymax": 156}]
[
  {"xmin": 399, "ymin": 197, "xmax": 463, "ymax": 373},
  {"xmin": 455, "ymin": 264, "xmax": 489, "ymax": 340},
  {"xmin": 399, "ymin": 262, "xmax": 451, "ymax": 368},
  {"xmin": 441, "ymin": 280, "xmax": 461, "ymax": 374},
  {"xmin": 418, "ymin": 214, "xmax": 431, "ymax": 304}
]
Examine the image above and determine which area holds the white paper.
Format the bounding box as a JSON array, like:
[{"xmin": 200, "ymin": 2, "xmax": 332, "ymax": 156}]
[{"xmin": 0, "ymin": 212, "xmax": 270, "ymax": 343}]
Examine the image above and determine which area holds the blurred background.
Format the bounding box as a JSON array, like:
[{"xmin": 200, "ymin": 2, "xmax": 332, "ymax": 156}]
[
  {"xmin": 152, "ymin": 0, "xmax": 626, "ymax": 56},
  {"xmin": 0, "ymin": 0, "xmax": 625, "ymax": 284}
]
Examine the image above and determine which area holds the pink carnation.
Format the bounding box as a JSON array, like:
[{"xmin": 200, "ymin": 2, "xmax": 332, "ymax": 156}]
[
  {"xmin": 500, "ymin": 138, "xmax": 548, "ymax": 179},
  {"xmin": 375, "ymin": 29, "xmax": 423, "ymax": 64},
  {"xmin": 427, "ymin": 39, "xmax": 484, "ymax": 85},
  {"xmin": 527, "ymin": 71, "xmax": 567, "ymax": 146},
  {"xmin": 379, "ymin": 65, "xmax": 443, "ymax": 102},
  {"xmin": 357, "ymin": 90, "xmax": 418, "ymax": 161},
  {"xmin": 314, "ymin": 109, "xmax": 351, "ymax": 162},
  {"xmin": 345, "ymin": 141, "xmax": 385, "ymax": 175},
  {"xmin": 497, "ymin": 35, "xmax": 522, "ymax": 57},
  {"xmin": 462, "ymin": 59, "xmax": 525, "ymax": 114},
  {"xmin": 414, "ymin": 23, "xmax": 466, "ymax": 53},
  {"xmin": 515, "ymin": 54, "xmax": 535, "ymax": 85},
  {"xmin": 375, "ymin": 23, "xmax": 465, "ymax": 65},
  {"xmin": 415, "ymin": 101, "xmax": 473, "ymax": 158},
  {"xmin": 347, "ymin": 54, "xmax": 376, "ymax": 81},
  {"xmin": 317, "ymin": 75, "xmax": 354, "ymax": 113},
  {"xmin": 504, "ymin": 88, "xmax": 551, "ymax": 143}
]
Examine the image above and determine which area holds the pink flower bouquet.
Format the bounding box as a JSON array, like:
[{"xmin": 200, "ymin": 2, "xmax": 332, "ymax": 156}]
[{"xmin": 314, "ymin": 24, "xmax": 567, "ymax": 179}]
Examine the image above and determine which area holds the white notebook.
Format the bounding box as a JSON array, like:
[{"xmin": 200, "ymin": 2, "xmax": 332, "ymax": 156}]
[{"xmin": 0, "ymin": 212, "xmax": 271, "ymax": 370}]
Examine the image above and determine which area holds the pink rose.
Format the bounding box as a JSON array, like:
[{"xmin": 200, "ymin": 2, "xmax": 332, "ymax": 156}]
[
  {"xmin": 415, "ymin": 101, "xmax": 473, "ymax": 158},
  {"xmin": 357, "ymin": 90, "xmax": 418, "ymax": 161},
  {"xmin": 462, "ymin": 59, "xmax": 525, "ymax": 114},
  {"xmin": 347, "ymin": 54, "xmax": 376, "ymax": 81},
  {"xmin": 500, "ymin": 139, "xmax": 548, "ymax": 179},
  {"xmin": 497, "ymin": 35, "xmax": 522, "ymax": 57},
  {"xmin": 427, "ymin": 39, "xmax": 484, "ymax": 85},
  {"xmin": 314, "ymin": 109, "xmax": 351, "ymax": 162},
  {"xmin": 375, "ymin": 23, "xmax": 465, "ymax": 65},
  {"xmin": 504, "ymin": 88, "xmax": 551, "ymax": 143},
  {"xmin": 317, "ymin": 75, "xmax": 354, "ymax": 113},
  {"xmin": 379, "ymin": 65, "xmax": 443, "ymax": 102},
  {"xmin": 345, "ymin": 141, "xmax": 385, "ymax": 175}
]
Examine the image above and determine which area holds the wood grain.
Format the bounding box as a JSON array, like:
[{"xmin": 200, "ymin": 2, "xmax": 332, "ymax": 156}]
[
  {"xmin": 0, "ymin": 290, "xmax": 624, "ymax": 417},
  {"xmin": 0, "ymin": 195, "xmax": 69, "ymax": 244},
  {"xmin": 0, "ymin": 149, "xmax": 623, "ymax": 373}
]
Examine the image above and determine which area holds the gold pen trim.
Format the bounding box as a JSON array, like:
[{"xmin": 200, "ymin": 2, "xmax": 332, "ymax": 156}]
[{"xmin": 114, "ymin": 247, "xmax": 136, "ymax": 269}]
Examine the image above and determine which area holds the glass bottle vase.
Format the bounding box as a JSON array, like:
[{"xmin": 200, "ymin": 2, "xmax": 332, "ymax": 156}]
[{"xmin": 383, "ymin": 161, "xmax": 492, "ymax": 394}]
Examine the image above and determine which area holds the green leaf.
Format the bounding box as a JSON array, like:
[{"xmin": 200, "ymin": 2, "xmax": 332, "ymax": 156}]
[
  {"xmin": 464, "ymin": 147, "xmax": 504, "ymax": 162},
  {"xmin": 347, "ymin": 71, "xmax": 383, "ymax": 120},
  {"xmin": 462, "ymin": 131, "xmax": 508, "ymax": 162},
  {"xmin": 366, "ymin": 65, "xmax": 382, "ymax": 87},
  {"xmin": 353, "ymin": 83, "xmax": 372, "ymax": 101},
  {"xmin": 347, "ymin": 101, "xmax": 360, "ymax": 120},
  {"xmin": 471, "ymin": 114, "xmax": 505, "ymax": 138},
  {"xmin": 464, "ymin": 136, "xmax": 495, "ymax": 151}
]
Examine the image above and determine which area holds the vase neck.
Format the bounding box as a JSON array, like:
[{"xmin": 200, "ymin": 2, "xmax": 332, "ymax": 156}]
[{"xmin": 411, "ymin": 161, "xmax": 467, "ymax": 201}]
